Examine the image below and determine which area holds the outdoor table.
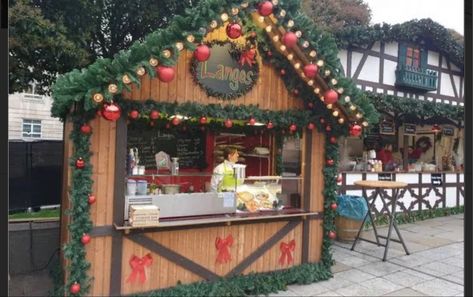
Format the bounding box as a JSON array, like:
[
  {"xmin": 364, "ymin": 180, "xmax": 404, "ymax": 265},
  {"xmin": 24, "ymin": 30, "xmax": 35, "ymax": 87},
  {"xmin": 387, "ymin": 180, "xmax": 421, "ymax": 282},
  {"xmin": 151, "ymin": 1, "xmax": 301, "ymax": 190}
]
[{"xmin": 351, "ymin": 180, "xmax": 410, "ymax": 261}]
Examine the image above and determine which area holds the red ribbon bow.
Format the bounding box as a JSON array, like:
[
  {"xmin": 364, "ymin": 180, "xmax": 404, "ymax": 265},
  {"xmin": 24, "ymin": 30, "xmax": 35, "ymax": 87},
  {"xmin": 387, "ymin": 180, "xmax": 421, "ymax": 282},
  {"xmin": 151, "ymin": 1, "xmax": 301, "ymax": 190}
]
[
  {"xmin": 215, "ymin": 234, "xmax": 234, "ymax": 264},
  {"xmin": 239, "ymin": 49, "xmax": 256, "ymax": 67},
  {"xmin": 279, "ymin": 240, "xmax": 296, "ymax": 266},
  {"xmin": 126, "ymin": 253, "xmax": 153, "ymax": 284}
]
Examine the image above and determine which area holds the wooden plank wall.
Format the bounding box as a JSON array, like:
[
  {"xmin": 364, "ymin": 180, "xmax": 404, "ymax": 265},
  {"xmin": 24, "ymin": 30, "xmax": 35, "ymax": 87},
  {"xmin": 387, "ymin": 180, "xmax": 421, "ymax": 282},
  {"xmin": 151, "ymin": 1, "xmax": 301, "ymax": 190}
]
[
  {"xmin": 308, "ymin": 129, "xmax": 326, "ymax": 262},
  {"xmin": 121, "ymin": 221, "xmax": 302, "ymax": 295},
  {"xmin": 122, "ymin": 25, "xmax": 303, "ymax": 112}
]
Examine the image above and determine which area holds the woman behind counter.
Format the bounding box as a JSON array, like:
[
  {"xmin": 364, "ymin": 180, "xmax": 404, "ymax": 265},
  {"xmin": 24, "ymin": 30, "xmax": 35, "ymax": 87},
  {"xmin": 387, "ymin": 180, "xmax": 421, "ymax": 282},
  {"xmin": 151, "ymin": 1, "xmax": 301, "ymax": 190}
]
[{"xmin": 210, "ymin": 146, "xmax": 240, "ymax": 192}]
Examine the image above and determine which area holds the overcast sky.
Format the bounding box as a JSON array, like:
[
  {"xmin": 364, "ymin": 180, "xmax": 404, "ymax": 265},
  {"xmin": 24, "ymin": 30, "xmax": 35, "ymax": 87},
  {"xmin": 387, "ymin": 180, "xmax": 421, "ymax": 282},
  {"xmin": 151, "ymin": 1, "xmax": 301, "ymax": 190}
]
[{"xmin": 363, "ymin": 0, "xmax": 464, "ymax": 35}]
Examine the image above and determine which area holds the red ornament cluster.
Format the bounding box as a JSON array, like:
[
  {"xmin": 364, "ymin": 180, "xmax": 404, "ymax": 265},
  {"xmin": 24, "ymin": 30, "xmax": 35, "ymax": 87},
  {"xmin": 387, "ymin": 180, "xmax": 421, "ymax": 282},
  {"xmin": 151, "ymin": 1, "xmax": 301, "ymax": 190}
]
[
  {"xmin": 194, "ymin": 44, "xmax": 211, "ymax": 62},
  {"xmin": 324, "ymin": 89, "xmax": 339, "ymax": 104},
  {"xmin": 224, "ymin": 119, "xmax": 233, "ymax": 128},
  {"xmin": 282, "ymin": 32, "xmax": 298, "ymax": 48},
  {"xmin": 70, "ymin": 282, "xmax": 81, "ymax": 294},
  {"xmin": 88, "ymin": 194, "xmax": 96, "ymax": 205},
  {"xmin": 303, "ymin": 64, "xmax": 318, "ymax": 79},
  {"xmin": 129, "ymin": 110, "xmax": 140, "ymax": 120},
  {"xmin": 75, "ymin": 158, "xmax": 85, "ymax": 169},
  {"xmin": 81, "ymin": 233, "xmax": 91, "ymax": 245},
  {"xmin": 350, "ymin": 124, "xmax": 362, "ymax": 137},
  {"xmin": 150, "ymin": 110, "xmax": 160, "ymax": 120},
  {"xmin": 328, "ymin": 231, "xmax": 337, "ymax": 240},
  {"xmin": 199, "ymin": 116, "xmax": 208, "ymax": 125},
  {"xmin": 157, "ymin": 66, "xmax": 175, "ymax": 82},
  {"xmin": 80, "ymin": 124, "xmax": 92, "ymax": 134},
  {"xmin": 258, "ymin": 1, "xmax": 273, "ymax": 16},
  {"xmin": 102, "ymin": 102, "xmax": 121, "ymax": 121}
]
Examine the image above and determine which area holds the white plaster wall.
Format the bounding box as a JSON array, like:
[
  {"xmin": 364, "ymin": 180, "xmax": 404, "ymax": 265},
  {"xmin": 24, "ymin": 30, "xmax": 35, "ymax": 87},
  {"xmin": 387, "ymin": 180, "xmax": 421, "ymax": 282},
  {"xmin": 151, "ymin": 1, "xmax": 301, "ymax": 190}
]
[
  {"xmin": 440, "ymin": 72, "xmax": 455, "ymax": 97},
  {"xmin": 383, "ymin": 60, "xmax": 397, "ymax": 86},
  {"xmin": 441, "ymin": 56, "xmax": 448, "ymax": 69},
  {"xmin": 371, "ymin": 41, "xmax": 381, "ymax": 52},
  {"xmin": 351, "ymin": 52, "xmax": 363, "ymax": 76},
  {"xmin": 338, "ymin": 49, "xmax": 348, "ymax": 77},
  {"xmin": 453, "ymin": 75, "xmax": 461, "ymax": 96},
  {"xmin": 8, "ymin": 93, "xmax": 63, "ymax": 140},
  {"xmin": 450, "ymin": 62, "xmax": 461, "ymax": 72},
  {"xmin": 358, "ymin": 56, "xmax": 380, "ymax": 82},
  {"xmin": 427, "ymin": 51, "xmax": 439, "ymax": 66},
  {"xmin": 384, "ymin": 42, "xmax": 398, "ymax": 57}
]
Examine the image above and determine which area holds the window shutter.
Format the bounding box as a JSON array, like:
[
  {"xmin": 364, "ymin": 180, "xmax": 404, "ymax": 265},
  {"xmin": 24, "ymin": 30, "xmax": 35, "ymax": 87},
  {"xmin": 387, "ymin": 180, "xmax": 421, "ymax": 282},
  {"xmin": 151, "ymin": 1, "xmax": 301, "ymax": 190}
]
[
  {"xmin": 398, "ymin": 43, "xmax": 407, "ymax": 68},
  {"xmin": 420, "ymin": 48, "xmax": 428, "ymax": 68}
]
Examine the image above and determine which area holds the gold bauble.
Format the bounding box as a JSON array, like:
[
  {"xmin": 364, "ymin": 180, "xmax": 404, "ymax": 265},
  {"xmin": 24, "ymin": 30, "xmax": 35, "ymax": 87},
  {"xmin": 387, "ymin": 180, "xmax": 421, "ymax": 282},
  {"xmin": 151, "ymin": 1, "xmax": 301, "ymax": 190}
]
[
  {"xmin": 122, "ymin": 74, "xmax": 131, "ymax": 84},
  {"xmin": 149, "ymin": 58, "xmax": 159, "ymax": 67},
  {"xmin": 108, "ymin": 83, "xmax": 118, "ymax": 94},
  {"xmin": 93, "ymin": 93, "xmax": 104, "ymax": 103}
]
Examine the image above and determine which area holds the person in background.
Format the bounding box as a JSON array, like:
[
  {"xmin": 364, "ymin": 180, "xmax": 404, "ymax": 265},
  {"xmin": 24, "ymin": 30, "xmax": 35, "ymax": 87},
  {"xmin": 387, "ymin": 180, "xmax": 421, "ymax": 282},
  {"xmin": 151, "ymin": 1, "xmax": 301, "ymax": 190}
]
[
  {"xmin": 407, "ymin": 145, "xmax": 422, "ymax": 163},
  {"xmin": 210, "ymin": 146, "xmax": 240, "ymax": 192},
  {"xmin": 377, "ymin": 143, "xmax": 395, "ymax": 170}
]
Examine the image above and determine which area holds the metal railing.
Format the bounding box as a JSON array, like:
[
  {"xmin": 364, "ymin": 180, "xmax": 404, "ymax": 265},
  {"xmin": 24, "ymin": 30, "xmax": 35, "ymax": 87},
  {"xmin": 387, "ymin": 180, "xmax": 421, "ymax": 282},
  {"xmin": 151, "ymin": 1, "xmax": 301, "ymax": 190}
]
[{"xmin": 395, "ymin": 65, "xmax": 438, "ymax": 91}]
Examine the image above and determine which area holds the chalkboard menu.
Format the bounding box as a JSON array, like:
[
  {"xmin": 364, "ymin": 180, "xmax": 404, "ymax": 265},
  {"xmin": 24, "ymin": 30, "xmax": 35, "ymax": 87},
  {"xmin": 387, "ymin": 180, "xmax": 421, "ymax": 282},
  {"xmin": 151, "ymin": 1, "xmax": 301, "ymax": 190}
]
[
  {"xmin": 404, "ymin": 124, "xmax": 417, "ymax": 136},
  {"xmin": 127, "ymin": 128, "xmax": 206, "ymax": 169},
  {"xmin": 378, "ymin": 173, "xmax": 393, "ymax": 181},
  {"xmin": 379, "ymin": 121, "xmax": 395, "ymax": 135},
  {"xmin": 443, "ymin": 126, "xmax": 454, "ymax": 136}
]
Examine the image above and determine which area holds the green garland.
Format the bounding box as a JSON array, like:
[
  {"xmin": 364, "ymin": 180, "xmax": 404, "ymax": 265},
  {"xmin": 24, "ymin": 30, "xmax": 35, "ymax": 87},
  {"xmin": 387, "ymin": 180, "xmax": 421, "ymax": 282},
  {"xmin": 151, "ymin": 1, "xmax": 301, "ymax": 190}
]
[
  {"xmin": 366, "ymin": 91, "xmax": 464, "ymax": 124},
  {"xmin": 51, "ymin": 0, "xmax": 379, "ymax": 295},
  {"xmin": 335, "ymin": 19, "xmax": 464, "ymax": 70}
]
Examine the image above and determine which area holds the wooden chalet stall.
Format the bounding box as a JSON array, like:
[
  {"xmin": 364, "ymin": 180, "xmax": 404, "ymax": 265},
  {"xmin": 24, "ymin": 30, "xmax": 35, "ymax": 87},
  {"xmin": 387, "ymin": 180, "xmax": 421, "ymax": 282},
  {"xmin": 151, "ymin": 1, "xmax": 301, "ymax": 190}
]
[{"xmin": 55, "ymin": 2, "xmax": 377, "ymax": 296}]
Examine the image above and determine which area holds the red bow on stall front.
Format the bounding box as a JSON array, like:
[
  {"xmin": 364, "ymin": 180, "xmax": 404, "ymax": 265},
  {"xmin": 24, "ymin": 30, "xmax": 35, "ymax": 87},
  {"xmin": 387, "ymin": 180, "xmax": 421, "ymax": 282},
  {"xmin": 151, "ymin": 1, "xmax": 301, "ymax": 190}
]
[
  {"xmin": 279, "ymin": 240, "xmax": 296, "ymax": 266},
  {"xmin": 126, "ymin": 253, "xmax": 153, "ymax": 284},
  {"xmin": 239, "ymin": 49, "xmax": 256, "ymax": 67},
  {"xmin": 215, "ymin": 234, "xmax": 234, "ymax": 264}
]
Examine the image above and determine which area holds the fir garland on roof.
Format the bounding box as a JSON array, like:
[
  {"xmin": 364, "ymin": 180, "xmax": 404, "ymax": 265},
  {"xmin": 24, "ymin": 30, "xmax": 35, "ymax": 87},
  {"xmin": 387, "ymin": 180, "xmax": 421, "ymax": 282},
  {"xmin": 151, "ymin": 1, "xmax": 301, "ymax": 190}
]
[
  {"xmin": 335, "ymin": 19, "xmax": 464, "ymax": 70},
  {"xmin": 366, "ymin": 91, "xmax": 464, "ymax": 124}
]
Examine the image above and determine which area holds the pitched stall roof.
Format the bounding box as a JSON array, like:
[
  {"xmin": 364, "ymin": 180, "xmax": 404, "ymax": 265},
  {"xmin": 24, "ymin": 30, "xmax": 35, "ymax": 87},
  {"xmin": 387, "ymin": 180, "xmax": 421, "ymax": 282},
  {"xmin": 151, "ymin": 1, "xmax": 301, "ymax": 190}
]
[{"xmin": 51, "ymin": 0, "xmax": 379, "ymax": 129}]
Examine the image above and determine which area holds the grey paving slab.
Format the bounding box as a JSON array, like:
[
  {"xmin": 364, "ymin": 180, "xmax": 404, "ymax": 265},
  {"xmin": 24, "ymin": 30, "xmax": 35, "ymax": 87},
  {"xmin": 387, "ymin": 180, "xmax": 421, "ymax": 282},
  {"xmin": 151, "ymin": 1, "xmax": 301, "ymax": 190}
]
[
  {"xmin": 266, "ymin": 289, "xmax": 299, "ymax": 296},
  {"xmin": 334, "ymin": 283, "xmax": 381, "ymax": 296},
  {"xmin": 441, "ymin": 272, "xmax": 464, "ymax": 285},
  {"xmin": 383, "ymin": 288, "xmax": 427, "ymax": 296},
  {"xmin": 313, "ymin": 291, "xmax": 342, "ymax": 296},
  {"xmin": 439, "ymin": 256, "xmax": 464, "ymax": 268},
  {"xmin": 317, "ymin": 275, "xmax": 355, "ymax": 291},
  {"xmin": 287, "ymin": 283, "xmax": 330, "ymax": 296},
  {"xmin": 415, "ymin": 261, "xmax": 463, "ymax": 277},
  {"xmin": 8, "ymin": 270, "xmax": 53, "ymax": 297},
  {"xmin": 331, "ymin": 261, "xmax": 352, "ymax": 273},
  {"xmin": 334, "ymin": 268, "xmax": 378, "ymax": 283},
  {"xmin": 388, "ymin": 254, "xmax": 434, "ymax": 268},
  {"xmin": 357, "ymin": 261, "xmax": 405, "ymax": 277},
  {"xmin": 358, "ymin": 277, "xmax": 403, "ymax": 295},
  {"xmin": 380, "ymin": 269, "xmax": 434, "ymax": 287},
  {"xmin": 411, "ymin": 279, "xmax": 463, "ymax": 296}
]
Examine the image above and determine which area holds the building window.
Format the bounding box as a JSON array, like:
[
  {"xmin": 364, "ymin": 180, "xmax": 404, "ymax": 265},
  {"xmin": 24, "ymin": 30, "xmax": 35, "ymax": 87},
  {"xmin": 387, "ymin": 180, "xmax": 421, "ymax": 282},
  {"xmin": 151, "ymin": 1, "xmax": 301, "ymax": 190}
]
[
  {"xmin": 22, "ymin": 119, "xmax": 42, "ymax": 138},
  {"xmin": 405, "ymin": 46, "xmax": 421, "ymax": 68}
]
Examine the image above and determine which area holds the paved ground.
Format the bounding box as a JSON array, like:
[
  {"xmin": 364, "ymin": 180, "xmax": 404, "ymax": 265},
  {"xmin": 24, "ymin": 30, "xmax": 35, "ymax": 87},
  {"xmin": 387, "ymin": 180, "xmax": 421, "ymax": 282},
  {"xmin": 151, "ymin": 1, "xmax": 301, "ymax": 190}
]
[{"xmin": 9, "ymin": 214, "xmax": 464, "ymax": 296}]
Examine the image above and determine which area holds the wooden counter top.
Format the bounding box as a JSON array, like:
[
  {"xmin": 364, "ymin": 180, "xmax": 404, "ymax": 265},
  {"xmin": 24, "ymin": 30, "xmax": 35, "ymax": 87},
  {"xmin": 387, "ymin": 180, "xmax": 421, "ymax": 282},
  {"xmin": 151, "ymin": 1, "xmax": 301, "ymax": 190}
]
[{"xmin": 354, "ymin": 180, "xmax": 408, "ymax": 189}]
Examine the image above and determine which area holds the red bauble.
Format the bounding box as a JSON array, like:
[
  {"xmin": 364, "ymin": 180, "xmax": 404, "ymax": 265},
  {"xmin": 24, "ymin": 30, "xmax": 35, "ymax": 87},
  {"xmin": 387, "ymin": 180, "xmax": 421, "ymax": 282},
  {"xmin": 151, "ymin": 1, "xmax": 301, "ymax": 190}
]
[
  {"xmin": 80, "ymin": 124, "xmax": 92, "ymax": 134},
  {"xmin": 70, "ymin": 283, "xmax": 81, "ymax": 294},
  {"xmin": 324, "ymin": 89, "xmax": 339, "ymax": 104},
  {"xmin": 224, "ymin": 119, "xmax": 233, "ymax": 128},
  {"xmin": 282, "ymin": 32, "xmax": 298, "ymax": 48},
  {"xmin": 280, "ymin": 69, "xmax": 286, "ymax": 76},
  {"xmin": 330, "ymin": 203, "xmax": 338, "ymax": 210},
  {"xmin": 150, "ymin": 110, "xmax": 160, "ymax": 120},
  {"xmin": 165, "ymin": 123, "xmax": 171, "ymax": 129},
  {"xmin": 329, "ymin": 136, "xmax": 337, "ymax": 144},
  {"xmin": 293, "ymin": 89, "xmax": 299, "ymax": 96},
  {"xmin": 350, "ymin": 124, "xmax": 362, "ymax": 137},
  {"xmin": 149, "ymin": 121, "xmax": 156, "ymax": 127},
  {"xmin": 326, "ymin": 125, "xmax": 332, "ymax": 132},
  {"xmin": 308, "ymin": 102, "xmax": 314, "ymax": 109},
  {"xmin": 307, "ymin": 122, "xmax": 315, "ymax": 130},
  {"xmin": 172, "ymin": 117, "xmax": 180, "ymax": 126},
  {"xmin": 258, "ymin": 1, "xmax": 273, "ymax": 16},
  {"xmin": 194, "ymin": 45, "xmax": 211, "ymax": 62},
  {"xmin": 289, "ymin": 124, "xmax": 297, "ymax": 132},
  {"xmin": 88, "ymin": 194, "xmax": 96, "ymax": 205},
  {"xmin": 328, "ymin": 231, "xmax": 336, "ymax": 240},
  {"xmin": 81, "ymin": 234, "xmax": 91, "ymax": 245},
  {"xmin": 303, "ymin": 64, "xmax": 318, "ymax": 79},
  {"xmin": 267, "ymin": 51, "xmax": 273, "ymax": 57},
  {"xmin": 326, "ymin": 159, "xmax": 334, "ymax": 166},
  {"xmin": 129, "ymin": 110, "xmax": 139, "ymax": 119},
  {"xmin": 249, "ymin": 117, "xmax": 256, "ymax": 126},
  {"xmin": 226, "ymin": 22, "xmax": 242, "ymax": 39},
  {"xmin": 320, "ymin": 117, "xmax": 325, "ymax": 124},
  {"xmin": 266, "ymin": 121, "xmax": 274, "ymax": 129},
  {"xmin": 199, "ymin": 116, "xmax": 208, "ymax": 125},
  {"xmin": 75, "ymin": 158, "xmax": 85, "ymax": 169},
  {"xmin": 102, "ymin": 103, "xmax": 121, "ymax": 121},
  {"xmin": 157, "ymin": 66, "xmax": 175, "ymax": 82}
]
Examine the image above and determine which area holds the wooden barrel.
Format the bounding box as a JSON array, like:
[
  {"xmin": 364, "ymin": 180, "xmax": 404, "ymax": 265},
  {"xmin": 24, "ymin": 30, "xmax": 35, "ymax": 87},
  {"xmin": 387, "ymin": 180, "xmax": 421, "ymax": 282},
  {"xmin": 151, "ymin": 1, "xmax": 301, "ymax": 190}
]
[{"xmin": 335, "ymin": 216, "xmax": 363, "ymax": 242}]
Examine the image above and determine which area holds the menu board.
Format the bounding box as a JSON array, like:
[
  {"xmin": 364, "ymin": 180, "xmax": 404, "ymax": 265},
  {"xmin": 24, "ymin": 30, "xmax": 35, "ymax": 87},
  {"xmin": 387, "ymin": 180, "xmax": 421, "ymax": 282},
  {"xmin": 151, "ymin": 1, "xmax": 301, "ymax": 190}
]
[
  {"xmin": 404, "ymin": 124, "xmax": 417, "ymax": 136},
  {"xmin": 379, "ymin": 121, "xmax": 395, "ymax": 135},
  {"xmin": 442, "ymin": 126, "xmax": 454, "ymax": 136},
  {"xmin": 431, "ymin": 173, "xmax": 442, "ymax": 186},
  {"xmin": 127, "ymin": 128, "xmax": 206, "ymax": 169}
]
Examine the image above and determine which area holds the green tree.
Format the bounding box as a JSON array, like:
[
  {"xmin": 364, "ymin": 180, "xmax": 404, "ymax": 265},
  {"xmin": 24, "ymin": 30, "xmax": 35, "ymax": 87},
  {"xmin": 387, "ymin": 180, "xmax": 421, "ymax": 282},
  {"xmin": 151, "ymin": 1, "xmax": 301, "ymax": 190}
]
[
  {"xmin": 9, "ymin": 0, "xmax": 200, "ymax": 94},
  {"xmin": 9, "ymin": 0, "xmax": 90, "ymax": 94},
  {"xmin": 302, "ymin": 0, "xmax": 371, "ymax": 33}
]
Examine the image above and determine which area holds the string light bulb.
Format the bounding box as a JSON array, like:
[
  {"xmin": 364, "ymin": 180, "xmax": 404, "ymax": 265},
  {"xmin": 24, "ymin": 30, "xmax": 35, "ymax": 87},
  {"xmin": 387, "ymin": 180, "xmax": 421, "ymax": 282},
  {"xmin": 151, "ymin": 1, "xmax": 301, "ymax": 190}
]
[
  {"xmin": 108, "ymin": 83, "xmax": 118, "ymax": 94},
  {"xmin": 331, "ymin": 78, "xmax": 338, "ymax": 85},
  {"xmin": 302, "ymin": 41, "xmax": 309, "ymax": 48},
  {"xmin": 175, "ymin": 42, "xmax": 184, "ymax": 51},
  {"xmin": 317, "ymin": 60, "xmax": 324, "ymax": 67},
  {"xmin": 122, "ymin": 74, "xmax": 131, "ymax": 84},
  {"xmin": 280, "ymin": 45, "xmax": 286, "ymax": 51},
  {"xmin": 344, "ymin": 96, "xmax": 351, "ymax": 103},
  {"xmin": 162, "ymin": 49, "xmax": 172, "ymax": 58},
  {"xmin": 362, "ymin": 121, "xmax": 369, "ymax": 127},
  {"xmin": 241, "ymin": 2, "xmax": 249, "ymax": 8},
  {"xmin": 136, "ymin": 66, "xmax": 146, "ymax": 76},
  {"xmin": 295, "ymin": 31, "xmax": 302, "ymax": 37},
  {"xmin": 356, "ymin": 113, "xmax": 362, "ymax": 119},
  {"xmin": 287, "ymin": 53, "xmax": 294, "ymax": 60},
  {"xmin": 258, "ymin": 16, "xmax": 265, "ymax": 23},
  {"xmin": 279, "ymin": 9, "xmax": 286, "ymax": 17},
  {"xmin": 93, "ymin": 93, "xmax": 104, "ymax": 103},
  {"xmin": 149, "ymin": 57, "xmax": 159, "ymax": 67},
  {"xmin": 338, "ymin": 118, "xmax": 345, "ymax": 124},
  {"xmin": 350, "ymin": 105, "xmax": 357, "ymax": 111},
  {"xmin": 314, "ymin": 87, "xmax": 320, "ymax": 94},
  {"xmin": 221, "ymin": 13, "xmax": 229, "ymax": 22},
  {"xmin": 231, "ymin": 7, "xmax": 239, "ymax": 15},
  {"xmin": 294, "ymin": 62, "xmax": 301, "ymax": 69},
  {"xmin": 337, "ymin": 87, "xmax": 344, "ymax": 94},
  {"xmin": 326, "ymin": 103, "xmax": 333, "ymax": 109},
  {"xmin": 273, "ymin": 35, "xmax": 280, "ymax": 42},
  {"xmin": 332, "ymin": 110, "xmax": 339, "ymax": 117},
  {"xmin": 324, "ymin": 69, "xmax": 331, "ymax": 76},
  {"xmin": 309, "ymin": 50, "xmax": 317, "ymax": 57},
  {"xmin": 272, "ymin": 0, "xmax": 279, "ymax": 5},
  {"xmin": 186, "ymin": 35, "xmax": 195, "ymax": 43},
  {"xmin": 210, "ymin": 20, "xmax": 218, "ymax": 29},
  {"xmin": 287, "ymin": 20, "xmax": 294, "ymax": 27},
  {"xmin": 265, "ymin": 25, "xmax": 272, "ymax": 32},
  {"xmin": 307, "ymin": 80, "xmax": 314, "ymax": 86}
]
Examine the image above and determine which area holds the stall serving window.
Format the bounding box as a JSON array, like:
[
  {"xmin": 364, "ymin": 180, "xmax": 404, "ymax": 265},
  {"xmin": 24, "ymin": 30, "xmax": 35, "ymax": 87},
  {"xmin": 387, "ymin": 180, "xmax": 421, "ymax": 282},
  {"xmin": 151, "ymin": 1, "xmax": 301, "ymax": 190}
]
[{"xmin": 123, "ymin": 121, "xmax": 305, "ymax": 225}]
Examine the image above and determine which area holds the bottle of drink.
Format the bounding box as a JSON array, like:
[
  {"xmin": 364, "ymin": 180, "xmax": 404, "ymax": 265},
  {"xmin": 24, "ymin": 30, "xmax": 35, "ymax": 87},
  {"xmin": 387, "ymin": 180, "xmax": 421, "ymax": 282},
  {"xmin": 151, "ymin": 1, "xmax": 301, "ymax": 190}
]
[{"xmin": 171, "ymin": 157, "xmax": 179, "ymax": 176}]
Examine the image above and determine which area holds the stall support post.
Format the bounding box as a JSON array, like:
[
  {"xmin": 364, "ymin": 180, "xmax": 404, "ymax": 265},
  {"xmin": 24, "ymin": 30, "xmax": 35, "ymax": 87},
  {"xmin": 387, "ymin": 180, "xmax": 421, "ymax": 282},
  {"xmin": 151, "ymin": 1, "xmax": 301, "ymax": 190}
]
[{"xmin": 403, "ymin": 135, "xmax": 409, "ymax": 171}]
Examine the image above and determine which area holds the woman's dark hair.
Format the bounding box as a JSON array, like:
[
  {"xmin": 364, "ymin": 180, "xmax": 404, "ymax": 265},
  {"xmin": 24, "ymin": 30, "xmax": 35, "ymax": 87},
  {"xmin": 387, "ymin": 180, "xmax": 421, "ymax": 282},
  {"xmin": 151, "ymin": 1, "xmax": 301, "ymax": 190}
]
[{"xmin": 223, "ymin": 146, "xmax": 238, "ymax": 160}]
